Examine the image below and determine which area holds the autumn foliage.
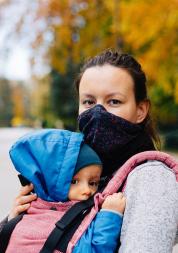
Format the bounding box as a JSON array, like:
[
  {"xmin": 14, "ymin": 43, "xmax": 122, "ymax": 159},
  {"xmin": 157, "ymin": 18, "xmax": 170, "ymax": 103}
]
[{"xmin": 0, "ymin": 0, "xmax": 178, "ymax": 128}]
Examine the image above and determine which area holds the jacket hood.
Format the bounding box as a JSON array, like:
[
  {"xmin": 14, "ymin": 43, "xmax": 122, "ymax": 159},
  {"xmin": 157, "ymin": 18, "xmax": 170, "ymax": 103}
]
[{"xmin": 9, "ymin": 129, "xmax": 84, "ymax": 202}]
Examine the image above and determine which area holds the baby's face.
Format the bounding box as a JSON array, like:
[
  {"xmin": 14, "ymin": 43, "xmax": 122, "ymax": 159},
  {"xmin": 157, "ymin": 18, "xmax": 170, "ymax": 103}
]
[{"xmin": 68, "ymin": 165, "xmax": 102, "ymax": 201}]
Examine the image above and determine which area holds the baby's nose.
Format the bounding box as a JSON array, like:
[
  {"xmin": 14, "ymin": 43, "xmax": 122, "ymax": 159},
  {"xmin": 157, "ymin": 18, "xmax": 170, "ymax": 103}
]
[{"xmin": 82, "ymin": 184, "xmax": 92, "ymax": 196}]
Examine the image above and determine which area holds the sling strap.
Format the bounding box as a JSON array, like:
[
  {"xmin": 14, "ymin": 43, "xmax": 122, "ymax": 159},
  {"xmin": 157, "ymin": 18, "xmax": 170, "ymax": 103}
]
[
  {"xmin": 0, "ymin": 213, "xmax": 24, "ymax": 253},
  {"xmin": 56, "ymin": 206, "xmax": 91, "ymax": 252},
  {"xmin": 39, "ymin": 196, "xmax": 94, "ymax": 253}
]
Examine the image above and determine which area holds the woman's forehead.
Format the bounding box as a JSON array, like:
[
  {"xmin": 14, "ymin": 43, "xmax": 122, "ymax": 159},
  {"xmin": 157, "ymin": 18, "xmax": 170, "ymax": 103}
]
[{"xmin": 79, "ymin": 65, "xmax": 134, "ymax": 96}]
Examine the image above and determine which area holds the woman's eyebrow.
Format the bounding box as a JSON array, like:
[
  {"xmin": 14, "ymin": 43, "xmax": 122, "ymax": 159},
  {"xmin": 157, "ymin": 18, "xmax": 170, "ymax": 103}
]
[
  {"xmin": 80, "ymin": 94, "xmax": 95, "ymax": 98},
  {"xmin": 106, "ymin": 92, "xmax": 126, "ymax": 98}
]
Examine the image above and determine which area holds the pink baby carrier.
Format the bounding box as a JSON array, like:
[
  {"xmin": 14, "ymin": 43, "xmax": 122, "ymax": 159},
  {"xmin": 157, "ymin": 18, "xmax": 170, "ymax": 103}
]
[
  {"xmin": 0, "ymin": 151, "xmax": 178, "ymax": 253},
  {"xmin": 67, "ymin": 151, "xmax": 178, "ymax": 253}
]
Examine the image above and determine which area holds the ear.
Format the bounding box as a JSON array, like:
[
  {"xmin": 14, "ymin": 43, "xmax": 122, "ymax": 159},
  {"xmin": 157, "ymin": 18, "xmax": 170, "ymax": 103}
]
[{"xmin": 136, "ymin": 100, "xmax": 150, "ymax": 123}]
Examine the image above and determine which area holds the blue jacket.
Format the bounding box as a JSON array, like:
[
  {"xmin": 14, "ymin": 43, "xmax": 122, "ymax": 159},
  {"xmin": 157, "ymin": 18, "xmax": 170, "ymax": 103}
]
[
  {"xmin": 73, "ymin": 210, "xmax": 122, "ymax": 253},
  {"xmin": 9, "ymin": 129, "xmax": 122, "ymax": 253}
]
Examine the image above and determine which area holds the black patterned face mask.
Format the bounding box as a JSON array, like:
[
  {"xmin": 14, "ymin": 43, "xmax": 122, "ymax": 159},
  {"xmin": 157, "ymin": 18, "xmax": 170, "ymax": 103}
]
[{"xmin": 78, "ymin": 105, "xmax": 155, "ymax": 176}]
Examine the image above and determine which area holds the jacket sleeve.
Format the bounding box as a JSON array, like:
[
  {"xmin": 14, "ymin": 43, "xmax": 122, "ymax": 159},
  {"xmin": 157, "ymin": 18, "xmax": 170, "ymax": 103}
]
[
  {"xmin": 73, "ymin": 210, "xmax": 123, "ymax": 253},
  {"xmin": 119, "ymin": 160, "xmax": 178, "ymax": 253}
]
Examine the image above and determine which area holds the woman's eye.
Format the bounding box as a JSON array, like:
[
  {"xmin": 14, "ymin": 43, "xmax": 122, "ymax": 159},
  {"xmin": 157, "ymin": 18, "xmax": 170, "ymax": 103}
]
[
  {"xmin": 108, "ymin": 99, "xmax": 121, "ymax": 106},
  {"xmin": 71, "ymin": 179, "xmax": 78, "ymax": 185},
  {"xmin": 82, "ymin": 99, "xmax": 95, "ymax": 106},
  {"xmin": 89, "ymin": 181, "xmax": 99, "ymax": 187}
]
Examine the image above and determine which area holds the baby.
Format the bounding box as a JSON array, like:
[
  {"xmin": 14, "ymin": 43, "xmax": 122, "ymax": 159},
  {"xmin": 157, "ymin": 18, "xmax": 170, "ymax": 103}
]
[{"xmin": 4, "ymin": 129, "xmax": 126, "ymax": 253}]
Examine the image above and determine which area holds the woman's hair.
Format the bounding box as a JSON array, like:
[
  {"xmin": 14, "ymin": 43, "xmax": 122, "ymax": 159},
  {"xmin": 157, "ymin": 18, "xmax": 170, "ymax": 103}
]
[{"xmin": 75, "ymin": 48, "xmax": 160, "ymax": 149}]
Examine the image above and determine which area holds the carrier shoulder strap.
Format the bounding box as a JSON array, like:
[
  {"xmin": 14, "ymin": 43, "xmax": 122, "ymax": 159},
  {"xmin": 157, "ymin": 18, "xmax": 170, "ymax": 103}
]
[
  {"xmin": 39, "ymin": 196, "xmax": 94, "ymax": 253},
  {"xmin": 0, "ymin": 213, "xmax": 25, "ymax": 253}
]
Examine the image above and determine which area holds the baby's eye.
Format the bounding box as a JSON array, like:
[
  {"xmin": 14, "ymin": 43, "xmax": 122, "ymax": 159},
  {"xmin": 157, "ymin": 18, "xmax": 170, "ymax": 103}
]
[
  {"xmin": 108, "ymin": 99, "xmax": 122, "ymax": 106},
  {"xmin": 71, "ymin": 179, "xmax": 79, "ymax": 185},
  {"xmin": 89, "ymin": 181, "xmax": 99, "ymax": 187}
]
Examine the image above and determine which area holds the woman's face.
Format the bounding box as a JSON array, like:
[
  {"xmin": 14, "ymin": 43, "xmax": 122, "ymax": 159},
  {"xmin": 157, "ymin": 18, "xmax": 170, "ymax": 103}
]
[{"xmin": 79, "ymin": 64, "xmax": 148, "ymax": 123}]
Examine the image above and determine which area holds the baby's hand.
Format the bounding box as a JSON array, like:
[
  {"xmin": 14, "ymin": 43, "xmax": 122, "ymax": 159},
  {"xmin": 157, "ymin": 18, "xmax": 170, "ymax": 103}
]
[
  {"xmin": 101, "ymin": 192, "xmax": 126, "ymax": 214},
  {"xmin": 8, "ymin": 184, "xmax": 37, "ymax": 220}
]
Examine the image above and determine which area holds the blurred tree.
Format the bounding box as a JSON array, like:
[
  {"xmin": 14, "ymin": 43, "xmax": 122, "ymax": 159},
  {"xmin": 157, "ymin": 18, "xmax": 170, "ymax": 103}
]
[
  {"xmin": 150, "ymin": 85, "xmax": 178, "ymax": 128},
  {"xmin": 11, "ymin": 82, "xmax": 31, "ymax": 126},
  {"xmin": 49, "ymin": 64, "xmax": 79, "ymax": 130},
  {"xmin": 0, "ymin": 0, "xmax": 177, "ymax": 129},
  {"xmin": 1, "ymin": 0, "xmax": 120, "ymax": 128},
  {"xmin": 119, "ymin": 0, "xmax": 178, "ymax": 127},
  {"xmin": 30, "ymin": 75, "xmax": 59, "ymax": 128},
  {"xmin": 46, "ymin": 0, "xmax": 120, "ymax": 72},
  {"xmin": 0, "ymin": 78, "xmax": 13, "ymax": 126}
]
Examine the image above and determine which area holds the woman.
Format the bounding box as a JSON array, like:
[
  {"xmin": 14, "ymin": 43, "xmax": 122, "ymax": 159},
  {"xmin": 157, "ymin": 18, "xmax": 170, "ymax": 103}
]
[{"xmin": 2, "ymin": 49, "xmax": 178, "ymax": 252}]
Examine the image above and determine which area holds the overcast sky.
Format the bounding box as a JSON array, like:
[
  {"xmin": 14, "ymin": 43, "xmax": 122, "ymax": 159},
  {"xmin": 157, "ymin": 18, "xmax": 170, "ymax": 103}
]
[
  {"xmin": 0, "ymin": 1, "xmax": 33, "ymax": 81},
  {"xmin": 0, "ymin": 1, "xmax": 28, "ymax": 80},
  {"xmin": 0, "ymin": 45, "xmax": 31, "ymax": 80}
]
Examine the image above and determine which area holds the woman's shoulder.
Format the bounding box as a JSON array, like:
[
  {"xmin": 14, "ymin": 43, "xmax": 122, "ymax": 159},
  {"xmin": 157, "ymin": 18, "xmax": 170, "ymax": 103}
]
[
  {"xmin": 124, "ymin": 159, "xmax": 178, "ymax": 202},
  {"xmin": 128, "ymin": 159, "xmax": 176, "ymax": 179},
  {"xmin": 120, "ymin": 150, "xmax": 178, "ymax": 182},
  {"xmin": 132, "ymin": 159, "xmax": 174, "ymax": 172}
]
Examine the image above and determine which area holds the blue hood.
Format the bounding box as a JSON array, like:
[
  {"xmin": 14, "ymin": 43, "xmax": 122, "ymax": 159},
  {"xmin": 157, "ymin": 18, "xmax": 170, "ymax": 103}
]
[{"xmin": 9, "ymin": 129, "xmax": 84, "ymax": 202}]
